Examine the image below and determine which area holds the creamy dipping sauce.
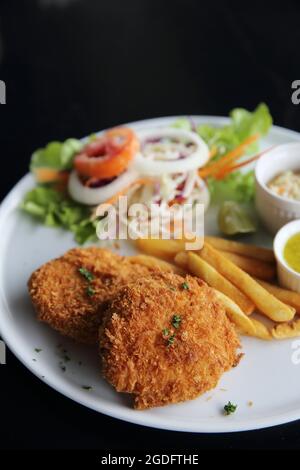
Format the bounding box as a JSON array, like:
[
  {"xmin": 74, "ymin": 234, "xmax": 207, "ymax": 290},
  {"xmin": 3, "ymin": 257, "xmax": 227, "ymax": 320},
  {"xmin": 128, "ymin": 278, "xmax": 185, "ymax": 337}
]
[
  {"xmin": 268, "ymin": 170, "xmax": 300, "ymax": 201},
  {"xmin": 284, "ymin": 232, "xmax": 300, "ymax": 273}
]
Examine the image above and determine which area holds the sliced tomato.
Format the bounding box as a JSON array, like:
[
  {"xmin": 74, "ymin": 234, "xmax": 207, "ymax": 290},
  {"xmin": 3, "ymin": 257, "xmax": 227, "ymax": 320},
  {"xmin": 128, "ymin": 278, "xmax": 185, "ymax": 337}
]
[{"xmin": 74, "ymin": 127, "xmax": 139, "ymax": 179}]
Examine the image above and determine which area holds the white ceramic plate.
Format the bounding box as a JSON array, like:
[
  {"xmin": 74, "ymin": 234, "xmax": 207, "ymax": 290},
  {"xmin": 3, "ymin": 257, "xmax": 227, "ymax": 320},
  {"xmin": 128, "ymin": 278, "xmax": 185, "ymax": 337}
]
[{"xmin": 1, "ymin": 116, "xmax": 300, "ymax": 433}]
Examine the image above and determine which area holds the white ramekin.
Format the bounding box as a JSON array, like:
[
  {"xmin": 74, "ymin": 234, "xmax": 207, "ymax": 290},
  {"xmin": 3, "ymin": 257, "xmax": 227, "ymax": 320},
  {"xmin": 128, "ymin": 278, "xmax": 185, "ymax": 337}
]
[
  {"xmin": 274, "ymin": 219, "xmax": 300, "ymax": 292},
  {"xmin": 255, "ymin": 143, "xmax": 300, "ymax": 234}
]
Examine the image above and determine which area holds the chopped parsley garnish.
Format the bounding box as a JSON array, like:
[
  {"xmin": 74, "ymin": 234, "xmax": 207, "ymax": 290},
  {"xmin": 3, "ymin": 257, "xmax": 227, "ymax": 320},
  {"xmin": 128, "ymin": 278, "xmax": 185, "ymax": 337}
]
[
  {"xmin": 78, "ymin": 267, "xmax": 95, "ymax": 298},
  {"xmin": 181, "ymin": 282, "xmax": 190, "ymax": 290},
  {"xmin": 224, "ymin": 401, "xmax": 237, "ymax": 415},
  {"xmin": 82, "ymin": 385, "xmax": 92, "ymax": 391},
  {"xmin": 86, "ymin": 286, "xmax": 95, "ymax": 297},
  {"xmin": 56, "ymin": 344, "xmax": 71, "ymax": 369},
  {"xmin": 162, "ymin": 328, "xmax": 170, "ymax": 337},
  {"xmin": 172, "ymin": 315, "xmax": 181, "ymax": 329},
  {"xmin": 34, "ymin": 348, "xmax": 42, "ymax": 353},
  {"xmin": 78, "ymin": 267, "xmax": 94, "ymax": 282},
  {"xmin": 167, "ymin": 334, "xmax": 176, "ymax": 347},
  {"xmin": 169, "ymin": 286, "xmax": 176, "ymax": 292}
]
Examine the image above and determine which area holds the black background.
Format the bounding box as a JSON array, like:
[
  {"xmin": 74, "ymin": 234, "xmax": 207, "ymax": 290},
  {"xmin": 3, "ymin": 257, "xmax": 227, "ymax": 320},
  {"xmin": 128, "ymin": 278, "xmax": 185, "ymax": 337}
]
[{"xmin": 0, "ymin": 0, "xmax": 300, "ymax": 451}]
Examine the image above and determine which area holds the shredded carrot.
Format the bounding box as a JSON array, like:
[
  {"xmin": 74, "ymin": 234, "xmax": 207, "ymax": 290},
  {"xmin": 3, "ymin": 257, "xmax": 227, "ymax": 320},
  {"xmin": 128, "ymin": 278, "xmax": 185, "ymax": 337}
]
[
  {"xmin": 214, "ymin": 146, "xmax": 274, "ymax": 179},
  {"xmin": 199, "ymin": 134, "xmax": 259, "ymax": 179},
  {"xmin": 33, "ymin": 168, "xmax": 69, "ymax": 184},
  {"xmin": 214, "ymin": 155, "xmax": 259, "ymax": 179}
]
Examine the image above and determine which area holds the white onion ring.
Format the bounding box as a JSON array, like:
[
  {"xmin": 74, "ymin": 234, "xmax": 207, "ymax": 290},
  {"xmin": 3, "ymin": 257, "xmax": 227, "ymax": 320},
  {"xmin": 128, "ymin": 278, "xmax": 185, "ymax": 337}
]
[
  {"xmin": 133, "ymin": 128, "xmax": 209, "ymax": 176},
  {"xmin": 68, "ymin": 168, "xmax": 138, "ymax": 205}
]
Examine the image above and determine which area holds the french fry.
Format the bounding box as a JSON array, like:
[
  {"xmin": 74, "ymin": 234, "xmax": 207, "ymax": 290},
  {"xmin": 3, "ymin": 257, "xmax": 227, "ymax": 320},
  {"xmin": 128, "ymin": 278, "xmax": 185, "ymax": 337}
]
[
  {"xmin": 128, "ymin": 254, "xmax": 186, "ymax": 275},
  {"xmin": 135, "ymin": 238, "xmax": 182, "ymax": 261},
  {"xmin": 212, "ymin": 289, "xmax": 256, "ymax": 335},
  {"xmin": 174, "ymin": 251, "xmax": 189, "ymax": 270},
  {"xmin": 219, "ymin": 250, "xmax": 276, "ymax": 281},
  {"xmin": 272, "ymin": 319, "xmax": 300, "ymax": 339},
  {"xmin": 136, "ymin": 235, "xmax": 203, "ymax": 260},
  {"xmin": 248, "ymin": 318, "xmax": 272, "ymax": 340},
  {"xmin": 188, "ymin": 252, "xmax": 255, "ymax": 315},
  {"xmin": 199, "ymin": 243, "xmax": 295, "ymax": 322},
  {"xmin": 205, "ymin": 236, "xmax": 275, "ymax": 263},
  {"xmin": 236, "ymin": 318, "xmax": 272, "ymax": 340},
  {"xmin": 255, "ymin": 279, "xmax": 300, "ymax": 314}
]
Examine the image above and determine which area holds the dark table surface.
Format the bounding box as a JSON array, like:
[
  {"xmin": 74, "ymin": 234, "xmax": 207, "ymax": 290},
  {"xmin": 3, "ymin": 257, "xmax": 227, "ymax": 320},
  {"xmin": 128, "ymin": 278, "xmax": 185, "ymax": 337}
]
[{"xmin": 1, "ymin": 0, "xmax": 300, "ymax": 450}]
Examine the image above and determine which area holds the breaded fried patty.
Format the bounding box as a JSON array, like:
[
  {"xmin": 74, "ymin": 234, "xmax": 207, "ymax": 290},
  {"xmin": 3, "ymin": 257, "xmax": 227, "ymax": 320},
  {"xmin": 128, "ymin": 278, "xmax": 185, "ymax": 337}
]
[
  {"xmin": 28, "ymin": 247, "xmax": 161, "ymax": 344},
  {"xmin": 100, "ymin": 272, "xmax": 240, "ymax": 409}
]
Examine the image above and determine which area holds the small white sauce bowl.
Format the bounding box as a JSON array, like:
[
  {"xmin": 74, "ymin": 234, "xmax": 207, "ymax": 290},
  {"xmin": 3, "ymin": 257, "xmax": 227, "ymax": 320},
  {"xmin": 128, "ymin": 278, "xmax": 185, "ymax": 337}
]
[
  {"xmin": 255, "ymin": 143, "xmax": 300, "ymax": 234},
  {"xmin": 274, "ymin": 219, "xmax": 300, "ymax": 292}
]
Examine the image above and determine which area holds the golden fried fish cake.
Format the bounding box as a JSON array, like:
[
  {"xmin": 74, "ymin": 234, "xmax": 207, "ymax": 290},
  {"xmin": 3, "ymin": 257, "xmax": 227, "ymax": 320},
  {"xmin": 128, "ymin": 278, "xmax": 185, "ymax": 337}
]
[
  {"xmin": 100, "ymin": 272, "xmax": 241, "ymax": 409},
  {"xmin": 28, "ymin": 247, "xmax": 160, "ymax": 344}
]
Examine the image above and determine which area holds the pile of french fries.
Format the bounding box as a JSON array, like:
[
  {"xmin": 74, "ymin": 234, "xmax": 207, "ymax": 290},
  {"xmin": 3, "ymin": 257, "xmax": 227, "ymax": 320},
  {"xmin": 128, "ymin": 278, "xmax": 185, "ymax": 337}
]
[{"xmin": 134, "ymin": 236, "xmax": 300, "ymax": 340}]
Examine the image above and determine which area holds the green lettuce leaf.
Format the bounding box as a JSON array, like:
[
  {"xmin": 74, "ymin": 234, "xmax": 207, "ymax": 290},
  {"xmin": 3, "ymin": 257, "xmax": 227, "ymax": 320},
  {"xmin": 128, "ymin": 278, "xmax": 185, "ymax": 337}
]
[
  {"xmin": 30, "ymin": 138, "xmax": 83, "ymax": 171},
  {"xmin": 230, "ymin": 103, "xmax": 272, "ymax": 142},
  {"xmin": 207, "ymin": 170, "xmax": 255, "ymax": 204},
  {"xmin": 197, "ymin": 103, "xmax": 272, "ymax": 158},
  {"xmin": 21, "ymin": 186, "xmax": 97, "ymax": 244},
  {"xmin": 72, "ymin": 218, "xmax": 99, "ymax": 245}
]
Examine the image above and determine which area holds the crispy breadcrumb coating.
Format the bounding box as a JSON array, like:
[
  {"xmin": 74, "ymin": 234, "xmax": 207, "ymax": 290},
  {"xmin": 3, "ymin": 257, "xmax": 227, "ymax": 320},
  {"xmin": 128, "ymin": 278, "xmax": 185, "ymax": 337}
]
[
  {"xmin": 100, "ymin": 272, "xmax": 241, "ymax": 409},
  {"xmin": 28, "ymin": 247, "xmax": 163, "ymax": 344}
]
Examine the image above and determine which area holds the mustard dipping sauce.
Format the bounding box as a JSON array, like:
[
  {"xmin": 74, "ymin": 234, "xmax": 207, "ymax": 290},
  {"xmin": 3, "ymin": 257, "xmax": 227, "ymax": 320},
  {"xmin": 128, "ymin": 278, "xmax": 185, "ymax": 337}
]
[{"xmin": 284, "ymin": 233, "xmax": 300, "ymax": 273}]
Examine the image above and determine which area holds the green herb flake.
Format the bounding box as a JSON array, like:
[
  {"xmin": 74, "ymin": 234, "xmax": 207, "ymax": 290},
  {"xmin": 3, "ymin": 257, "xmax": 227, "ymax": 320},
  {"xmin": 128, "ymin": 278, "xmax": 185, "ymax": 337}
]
[
  {"xmin": 82, "ymin": 385, "xmax": 92, "ymax": 391},
  {"xmin": 181, "ymin": 282, "xmax": 189, "ymax": 290},
  {"xmin": 224, "ymin": 401, "xmax": 237, "ymax": 415},
  {"xmin": 162, "ymin": 328, "xmax": 170, "ymax": 337},
  {"xmin": 34, "ymin": 348, "xmax": 42, "ymax": 353},
  {"xmin": 172, "ymin": 315, "xmax": 182, "ymax": 329},
  {"xmin": 167, "ymin": 334, "xmax": 176, "ymax": 347},
  {"xmin": 78, "ymin": 267, "xmax": 94, "ymax": 282},
  {"xmin": 86, "ymin": 286, "xmax": 95, "ymax": 297}
]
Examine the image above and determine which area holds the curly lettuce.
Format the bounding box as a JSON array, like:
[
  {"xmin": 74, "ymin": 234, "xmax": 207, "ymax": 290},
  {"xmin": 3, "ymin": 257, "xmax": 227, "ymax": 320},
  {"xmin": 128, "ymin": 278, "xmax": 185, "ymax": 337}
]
[
  {"xmin": 30, "ymin": 138, "xmax": 82, "ymax": 171},
  {"xmin": 198, "ymin": 103, "xmax": 272, "ymax": 158},
  {"xmin": 21, "ymin": 186, "xmax": 97, "ymax": 244},
  {"xmin": 173, "ymin": 103, "xmax": 272, "ymax": 159},
  {"xmin": 207, "ymin": 170, "xmax": 255, "ymax": 204},
  {"xmin": 173, "ymin": 104, "xmax": 272, "ymax": 203}
]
